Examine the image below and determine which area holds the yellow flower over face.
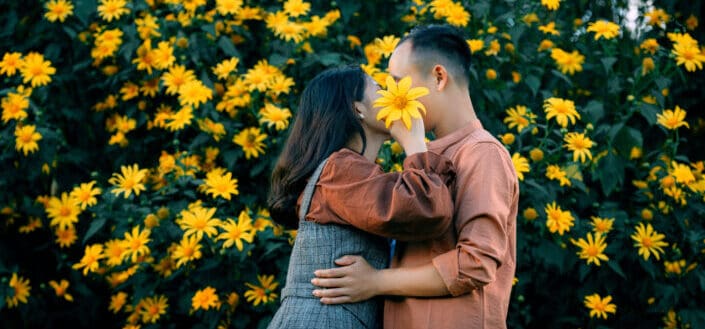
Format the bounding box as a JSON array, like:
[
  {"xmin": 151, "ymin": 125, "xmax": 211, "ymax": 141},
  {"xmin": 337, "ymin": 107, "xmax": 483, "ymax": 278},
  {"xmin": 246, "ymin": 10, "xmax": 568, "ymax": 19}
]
[
  {"xmin": 374, "ymin": 76, "xmax": 429, "ymax": 130},
  {"xmin": 630, "ymin": 222, "xmax": 668, "ymax": 261},
  {"xmin": 244, "ymin": 274, "xmax": 279, "ymax": 306},
  {"xmin": 570, "ymin": 232, "xmax": 609, "ymax": 266},
  {"xmin": 543, "ymin": 97, "xmax": 580, "ymax": 128},
  {"xmin": 584, "ymin": 293, "xmax": 616, "ymax": 319},
  {"xmin": 586, "ymin": 20, "xmax": 620, "ymax": 40},
  {"xmin": 656, "ymin": 105, "xmax": 689, "ymax": 130}
]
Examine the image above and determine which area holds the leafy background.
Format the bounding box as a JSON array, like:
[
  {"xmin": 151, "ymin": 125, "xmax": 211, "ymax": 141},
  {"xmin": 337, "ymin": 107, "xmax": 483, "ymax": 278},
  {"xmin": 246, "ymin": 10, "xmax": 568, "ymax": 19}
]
[{"xmin": 1, "ymin": 0, "xmax": 704, "ymax": 328}]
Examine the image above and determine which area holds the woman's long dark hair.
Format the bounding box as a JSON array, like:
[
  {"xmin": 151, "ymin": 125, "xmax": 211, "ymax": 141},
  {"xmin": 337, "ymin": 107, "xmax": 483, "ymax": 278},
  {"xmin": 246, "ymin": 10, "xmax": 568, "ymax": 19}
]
[{"xmin": 268, "ymin": 66, "xmax": 367, "ymax": 228}]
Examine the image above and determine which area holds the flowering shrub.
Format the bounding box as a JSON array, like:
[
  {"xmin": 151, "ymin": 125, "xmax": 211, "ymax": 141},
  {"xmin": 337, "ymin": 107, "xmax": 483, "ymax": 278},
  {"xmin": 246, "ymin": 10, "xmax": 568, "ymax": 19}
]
[{"xmin": 1, "ymin": 0, "xmax": 704, "ymax": 328}]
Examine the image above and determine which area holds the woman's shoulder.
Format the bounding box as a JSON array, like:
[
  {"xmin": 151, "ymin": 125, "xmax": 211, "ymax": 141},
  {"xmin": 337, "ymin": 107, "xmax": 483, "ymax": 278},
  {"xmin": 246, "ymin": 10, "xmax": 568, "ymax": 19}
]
[{"xmin": 320, "ymin": 148, "xmax": 380, "ymax": 182}]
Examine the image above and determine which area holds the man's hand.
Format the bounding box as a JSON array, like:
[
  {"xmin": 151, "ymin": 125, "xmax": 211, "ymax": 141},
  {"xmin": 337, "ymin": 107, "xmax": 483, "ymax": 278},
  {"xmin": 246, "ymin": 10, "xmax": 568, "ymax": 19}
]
[{"xmin": 311, "ymin": 255, "xmax": 380, "ymax": 304}]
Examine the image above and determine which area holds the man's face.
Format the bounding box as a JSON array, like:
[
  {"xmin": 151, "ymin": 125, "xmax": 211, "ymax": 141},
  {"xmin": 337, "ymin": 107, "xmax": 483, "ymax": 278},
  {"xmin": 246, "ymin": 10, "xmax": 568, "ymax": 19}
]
[{"xmin": 388, "ymin": 41, "xmax": 437, "ymax": 131}]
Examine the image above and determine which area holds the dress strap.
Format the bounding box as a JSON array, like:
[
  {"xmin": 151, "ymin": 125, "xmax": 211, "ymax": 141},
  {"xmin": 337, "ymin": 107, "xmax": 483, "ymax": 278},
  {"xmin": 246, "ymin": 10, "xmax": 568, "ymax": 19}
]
[{"xmin": 298, "ymin": 158, "xmax": 330, "ymax": 222}]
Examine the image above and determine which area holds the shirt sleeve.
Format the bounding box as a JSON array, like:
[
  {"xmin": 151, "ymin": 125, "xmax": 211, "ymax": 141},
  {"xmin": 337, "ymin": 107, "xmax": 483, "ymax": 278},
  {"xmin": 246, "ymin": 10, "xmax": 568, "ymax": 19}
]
[
  {"xmin": 431, "ymin": 142, "xmax": 518, "ymax": 296},
  {"xmin": 308, "ymin": 149, "xmax": 456, "ymax": 241}
]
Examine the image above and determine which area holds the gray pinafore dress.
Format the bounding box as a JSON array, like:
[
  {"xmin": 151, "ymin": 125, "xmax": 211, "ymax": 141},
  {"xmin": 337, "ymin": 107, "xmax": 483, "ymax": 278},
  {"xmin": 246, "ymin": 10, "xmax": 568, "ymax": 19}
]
[{"xmin": 267, "ymin": 158, "xmax": 389, "ymax": 329}]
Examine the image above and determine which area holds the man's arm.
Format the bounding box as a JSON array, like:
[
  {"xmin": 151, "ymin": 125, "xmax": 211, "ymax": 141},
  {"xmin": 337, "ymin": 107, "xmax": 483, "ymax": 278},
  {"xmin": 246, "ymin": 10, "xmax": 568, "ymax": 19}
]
[{"xmin": 311, "ymin": 255, "xmax": 450, "ymax": 304}]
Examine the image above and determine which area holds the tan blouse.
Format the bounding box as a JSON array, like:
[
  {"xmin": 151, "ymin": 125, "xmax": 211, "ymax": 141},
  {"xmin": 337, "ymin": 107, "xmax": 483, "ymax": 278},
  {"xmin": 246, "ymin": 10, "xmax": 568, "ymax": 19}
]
[
  {"xmin": 303, "ymin": 148, "xmax": 456, "ymax": 241},
  {"xmin": 384, "ymin": 120, "xmax": 519, "ymax": 329}
]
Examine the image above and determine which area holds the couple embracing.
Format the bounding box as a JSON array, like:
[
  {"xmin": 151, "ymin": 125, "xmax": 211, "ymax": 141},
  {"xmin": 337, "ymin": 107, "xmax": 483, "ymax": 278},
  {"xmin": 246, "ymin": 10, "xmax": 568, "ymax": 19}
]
[{"xmin": 267, "ymin": 24, "xmax": 518, "ymax": 329}]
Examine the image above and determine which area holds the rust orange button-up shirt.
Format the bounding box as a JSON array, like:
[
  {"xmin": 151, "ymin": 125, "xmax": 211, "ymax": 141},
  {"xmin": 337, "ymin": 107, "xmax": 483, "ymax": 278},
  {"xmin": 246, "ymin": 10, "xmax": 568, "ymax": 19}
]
[{"xmin": 384, "ymin": 120, "xmax": 519, "ymax": 329}]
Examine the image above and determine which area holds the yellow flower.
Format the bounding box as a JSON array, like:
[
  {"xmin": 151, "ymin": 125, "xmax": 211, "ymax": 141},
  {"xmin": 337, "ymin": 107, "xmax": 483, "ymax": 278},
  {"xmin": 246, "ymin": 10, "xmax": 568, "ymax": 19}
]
[
  {"xmin": 485, "ymin": 68, "xmax": 497, "ymax": 80},
  {"xmin": 197, "ymin": 118, "xmax": 226, "ymax": 141},
  {"xmin": 244, "ymin": 275, "xmax": 279, "ymax": 306},
  {"xmin": 233, "ymin": 127, "xmax": 267, "ymax": 159},
  {"xmin": 584, "ymin": 293, "xmax": 616, "ymax": 319},
  {"xmin": 529, "ymin": 148, "xmax": 544, "ymax": 162},
  {"xmin": 541, "ymin": 0, "xmax": 560, "ymax": 11},
  {"xmin": 642, "ymin": 57, "xmax": 655, "ymax": 76},
  {"xmin": 522, "ymin": 13, "xmax": 539, "ymax": 25},
  {"xmin": 631, "ymin": 222, "xmax": 668, "ymax": 261},
  {"xmin": 543, "ymin": 97, "xmax": 580, "ymax": 128},
  {"xmin": 686, "ymin": 14, "xmax": 698, "ymax": 30},
  {"xmin": 109, "ymin": 292, "xmax": 128, "ymax": 313},
  {"xmin": 538, "ymin": 21, "xmax": 560, "ymax": 36},
  {"xmin": 97, "ymin": 0, "xmax": 130, "ymax": 22},
  {"xmin": 267, "ymin": 74, "xmax": 295, "ymax": 97},
  {"xmin": 55, "ymin": 226, "xmax": 77, "ymax": 248},
  {"xmin": 500, "ymin": 133, "xmax": 515, "ymax": 145},
  {"xmin": 216, "ymin": 0, "xmax": 243, "ymax": 15},
  {"xmin": 347, "ymin": 35, "xmax": 362, "ymax": 48},
  {"xmin": 0, "ymin": 52, "xmax": 23, "ymax": 76},
  {"xmin": 19, "ymin": 217, "xmax": 43, "ymax": 234},
  {"xmin": 46, "ymin": 192, "xmax": 81, "ymax": 229},
  {"xmin": 503, "ymin": 105, "xmax": 535, "ymax": 132},
  {"xmin": 5, "ymin": 273, "xmax": 31, "ymax": 308},
  {"xmin": 152, "ymin": 41, "xmax": 175, "ymax": 70},
  {"xmin": 590, "ymin": 216, "xmax": 614, "ymax": 234},
  {"xmin": 177, "ymin": 206, "xmax": 221, "ymax": 241},
  {"xmin": 467, "ymin": 39, "xmax": 484, "ymax": 54},
  {"xmin": 668, "ymin": 32, "xmax": 698, "ymax": 47},
  {"xmin": 545, "ymin": 202, "xmax": 574, "ymax": 235},
  {"xmin": 259, "ymin": 103, "xmax": 292, "ymax": 131},
  {"xmin": 563, "ymin": 132, "xmax": 594, "ymax": 163},
  {"xmin": 283, "ymin": 0, "xmax": 310, "ymax": 17},
  {"xmin": 192, "ymin": 286, "xmax": 220, "ymax": 311},
  {"xmin": 664, "ymin": 259, "xmax": 686, "ymax": 276},
  {"xmin": 72, "ymin": 244, "xmax": 105, "ymax": 276},
  {"xmin": 374, "ymin": 76, "xmax": 429, "ymax": 130},
  {"xmin": 640, "ymin": 38, "xmax": 659, "ymax": 55},
  {"xmin": 104, "ymin": 239, "xmax": 127, "ymax": 266},
  {"xmin": 135, "ymin": 13, "xmax": 161, "ymax": 39},
  {"xmin": 672, "ymin": 43, "xmax": 705, "ymax": 72},
  {"xmin": 571, "ymin": 232, "xmax": 609, "ymax": 266},
  {"xmin": 523, "ymin": 207, "xmax": 538, "ymax": 221},
  {"xmin": 14, "ymin": 124, "xmax": 42, "ymax": 156},
  {"xmin": 20, "ymin": 52, "xmax": 55, "ymax": 87},
  {"xmin": 172, "ymin": 234, "xmax": 203, "ymax": 268},
  {"xmin": 139, "ymin": 295, "xmax": 168, "ymax": 324},
  {"xmin": 217, "ymin": 211, "xmax": 255, "ymax": 251},
  {"xmin": 44, "ymin": 0, "xmax": 74, "ymax": 22},
  {"xmin": 546, "ymin": 164, "xmax": 571, "ymax": 186},
  {"xmin": 49, "ymin": 279, "xmax": 74, "ymax": 302},
  {"xmin": 511, "ymin": 153, "xmax": 530, "ymax": 181},
  {"xmin": 443, "ymin": 2, "xmax": 471, "ymax": 27},
  {"xmin": 484, "ymin": 39, "xmax": 500, "ymax": 56},
  {"xmin": 165, "ymin": 106, "xmax": 194, "ymax": 131},
  {"xmin": 538, "ymin": 39, "xmax": 554, "ymax": 52},
  {"xmin": 669, "ymin": 161, "xmax": 695, "ymax": 184},
  {"xmin": 375, "ymin": 35, "xmax": 400, "ymax": 57},
  {"xmin": 109, "ymin": 164, "xmax": 149, "ymax": 198},
  {"xmin": 656, "ymin": 105, "xmax": 689, "ymax": 130},
  {"xmin": 178, "ymin": 80, "xmax": 213, "ymax": 108},
  {"xmin": 122, "ymin": 226, "xmax": 151, "ymax": 263},
  {"xmin": 162, "ymin": 65, "xmax": 196, "ymax": 95},
  {"xmin": 644, "ymin": 8, "xmax": 670, "ymax": 26},
  {"xmin": 550, "ymin": 48, "xmax": 584, "ymax": 75},
  {"xmin": 69, "ymin": 181, "xmax": 101, "ymax": 210},
  {"xmin": 586, "ymin": 20, "xmax": 620, "ymax": 40},
  {"xmin": 212, "ymin": 57, "xmax": 239, "ymax": 80},
  {"xmin": 202, "ymin": 169, "xmax": 239, "ymax": 200}
]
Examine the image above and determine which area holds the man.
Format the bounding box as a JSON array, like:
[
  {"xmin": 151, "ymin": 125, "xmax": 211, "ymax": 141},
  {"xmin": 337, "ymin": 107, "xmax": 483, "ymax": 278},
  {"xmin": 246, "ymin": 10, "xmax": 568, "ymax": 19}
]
[{"xmin": 310, "ymin": 25, "xmax": 519, "ymax": 329}]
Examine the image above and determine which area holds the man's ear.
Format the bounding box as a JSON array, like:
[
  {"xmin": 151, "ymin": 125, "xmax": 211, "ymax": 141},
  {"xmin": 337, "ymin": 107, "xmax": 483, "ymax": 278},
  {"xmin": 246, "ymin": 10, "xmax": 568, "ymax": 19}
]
[{"xmin": 432, "ymin": 64, "xmax": 449, "ymax": 91}]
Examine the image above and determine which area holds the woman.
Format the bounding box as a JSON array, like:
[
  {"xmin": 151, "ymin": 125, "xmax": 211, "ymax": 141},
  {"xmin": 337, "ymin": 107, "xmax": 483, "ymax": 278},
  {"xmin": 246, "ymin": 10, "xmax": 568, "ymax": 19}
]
[{"xmin": 267, "ymin": 66, "xmax": 455, "ymax": 329}]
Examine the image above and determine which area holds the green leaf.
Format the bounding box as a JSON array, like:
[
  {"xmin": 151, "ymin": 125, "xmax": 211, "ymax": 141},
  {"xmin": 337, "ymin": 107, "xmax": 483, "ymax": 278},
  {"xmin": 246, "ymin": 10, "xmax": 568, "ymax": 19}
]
[
  {"xmin": 582, "ymin": 100, "xmax": 604, "ymax": 124},
  {"xmin": 83, "ymin": 217, "xmax": 107, "ymax": 244},
  {"xmin": 217, "ymin": 36, "xmax": 240, "ymax": 57},
  {"xmin": 74, "ymin": 0, "xmax": 97, "ymax": 26},
  {"xmin": 597, "ymin": 151, "xmax": 624, "ymax": 196},
  {"xmin": 638, "ymin": 103, "xmax": 659, "ymax": 125},
  {"xmin": 601, "ymin": 57, "xmax": 617, "ymax": 74},
  {"xmin": 469, "ymin": 1, "xmax": 491, "ymax": 18},
  {"xmin": 525, "ymin": 75, "xmax": 541, "ymax": 97},
  {"xmin": 563, "ymin": 164, "xmax": 583, "ymax": 182},
  {"xmin": 613, "ymin": 126, "xmax": 643, "ymax": 156},
  {"xmin": 607, "ymin": 260, "xmax": 626, "ymax": 279},
  {"xmin": 337, "ymin": 1, "xmax": 361, "ymax": 23},
  {"xmin": 550, "ymin": 69, "xmax": 573, "ymax": 87}
]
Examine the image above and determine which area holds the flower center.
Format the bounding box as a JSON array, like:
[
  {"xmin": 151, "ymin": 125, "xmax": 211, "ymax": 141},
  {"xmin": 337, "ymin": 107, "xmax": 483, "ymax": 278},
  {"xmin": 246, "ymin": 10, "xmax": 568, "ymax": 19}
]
[{"xmin": 393, "ymin": 96, "xmax": 408, "ymax": 109}]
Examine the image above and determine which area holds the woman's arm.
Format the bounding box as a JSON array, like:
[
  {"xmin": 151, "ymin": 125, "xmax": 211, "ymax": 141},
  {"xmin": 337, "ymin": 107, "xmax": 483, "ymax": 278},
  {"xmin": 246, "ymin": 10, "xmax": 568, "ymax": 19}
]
[{"xmin": 311, "ymin": 255, "xmax": 449, "ymax": 304}]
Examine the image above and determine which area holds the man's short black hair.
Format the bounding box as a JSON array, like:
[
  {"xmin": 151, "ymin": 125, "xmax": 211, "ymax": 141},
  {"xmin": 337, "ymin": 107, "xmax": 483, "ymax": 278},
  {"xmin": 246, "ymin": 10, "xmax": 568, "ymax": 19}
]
[{"xmin": 399, "ymin": 24, "xmax": 472, "ymax": 86}]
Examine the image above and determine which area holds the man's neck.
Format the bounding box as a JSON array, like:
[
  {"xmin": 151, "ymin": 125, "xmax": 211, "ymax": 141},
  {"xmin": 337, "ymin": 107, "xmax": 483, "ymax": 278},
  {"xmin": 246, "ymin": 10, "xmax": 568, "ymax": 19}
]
[{"xmin": 433, "ymin": 94, "xmax": 477, "ymax": 139}]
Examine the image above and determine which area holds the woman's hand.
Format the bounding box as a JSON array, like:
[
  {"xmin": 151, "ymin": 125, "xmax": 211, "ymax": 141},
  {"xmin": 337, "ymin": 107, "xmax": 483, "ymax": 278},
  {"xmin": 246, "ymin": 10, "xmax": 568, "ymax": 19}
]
[
  {"xmin": 389, "ymin": 117, "xmax": 427, "ymax": 155},
  {"xmin": 311, "ymin": 255, "xmax": 380, "ymax": 304}
]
